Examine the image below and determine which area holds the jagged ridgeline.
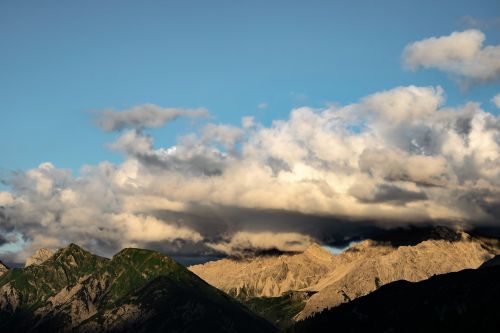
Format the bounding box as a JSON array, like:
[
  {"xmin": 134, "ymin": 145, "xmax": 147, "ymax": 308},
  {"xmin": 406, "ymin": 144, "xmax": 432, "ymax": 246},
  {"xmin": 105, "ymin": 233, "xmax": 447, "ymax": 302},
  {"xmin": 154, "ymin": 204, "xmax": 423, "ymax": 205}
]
[{"xmin": 0, "ymin": 244, "xmax": 276, "ymax": 333}]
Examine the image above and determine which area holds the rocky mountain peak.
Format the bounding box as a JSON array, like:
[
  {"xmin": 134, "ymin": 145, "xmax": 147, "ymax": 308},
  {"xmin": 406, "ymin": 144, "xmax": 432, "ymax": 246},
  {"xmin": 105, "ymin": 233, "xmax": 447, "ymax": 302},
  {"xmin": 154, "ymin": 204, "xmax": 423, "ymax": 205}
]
[
  {"xmin": 25, "ymin": 248, "xmax": 55, "ymax": 267},
  {"xmin": 0, "ymin": 244, "xmax": 276, "ymax": 333},
  {"xmin": 303, "ymin": 243, "xmax": 335, "ymax": 262},
  {"xmin": 52, "ymin": 243, "xmax": 96, "ymax": 263}
]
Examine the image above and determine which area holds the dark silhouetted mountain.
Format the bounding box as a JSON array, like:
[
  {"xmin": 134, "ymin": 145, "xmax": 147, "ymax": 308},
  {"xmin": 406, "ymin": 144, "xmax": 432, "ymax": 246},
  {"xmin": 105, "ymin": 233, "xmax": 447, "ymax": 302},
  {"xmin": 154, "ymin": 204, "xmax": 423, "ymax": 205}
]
[
  {"xmin": 289, "ymin": 265, "xmax": 500, "ymax": 333},
  {"xmin": 481, "ymin": 254, "xmax": 500, "ymax": 268},
  {"xmin": 0, "ymin": 244, "xmax": 276, "ymax": 333}
]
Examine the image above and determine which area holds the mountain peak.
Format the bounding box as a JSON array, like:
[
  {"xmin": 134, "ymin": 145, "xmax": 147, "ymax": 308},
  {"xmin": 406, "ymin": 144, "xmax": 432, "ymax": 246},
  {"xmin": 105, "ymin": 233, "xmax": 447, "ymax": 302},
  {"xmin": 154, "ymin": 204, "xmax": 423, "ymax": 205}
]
[
  {"xmin": 25, "ymin": 248, "xmax": 55, "ymax": 267},
  {"xmin": 303, "ymin": 243, "xmax": 335, "ymax": 261},
  {"xmin": 55, "ymin": 243, "xmax": 93, "ymax": 259},
  {"xmin": 0, "ymin": 243, "xmax": 276, "ymax": 333}
]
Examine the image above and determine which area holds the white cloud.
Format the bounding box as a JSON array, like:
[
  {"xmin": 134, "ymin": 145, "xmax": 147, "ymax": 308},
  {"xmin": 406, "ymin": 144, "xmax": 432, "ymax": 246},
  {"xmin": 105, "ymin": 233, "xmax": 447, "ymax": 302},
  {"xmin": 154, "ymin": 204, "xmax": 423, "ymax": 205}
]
[
  {"xmin": 403, "ymin": 29, "xmax": 500, "ymax": 83},
  {"xmin": 492, "ymin": 93, "xmax": 500, "ymax": 108},
  {"xmin": 202, "ymin": 124, "xmax": 245, "ymax": 151}
]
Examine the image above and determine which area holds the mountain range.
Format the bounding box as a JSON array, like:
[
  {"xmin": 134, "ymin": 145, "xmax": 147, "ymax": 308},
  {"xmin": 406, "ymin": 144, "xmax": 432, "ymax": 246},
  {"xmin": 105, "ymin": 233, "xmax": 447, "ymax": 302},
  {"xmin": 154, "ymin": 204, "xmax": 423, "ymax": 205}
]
[
  {"xmin": 1, "ymin": 226, "xmax": 499, "ymax": 332},
  {"xmin": 0, "ymin": 244, "xmax": 276, "ymax": 333},
  {"xmin": 190, "ymin": 227, "xmax": 498, "ymax": 322}
]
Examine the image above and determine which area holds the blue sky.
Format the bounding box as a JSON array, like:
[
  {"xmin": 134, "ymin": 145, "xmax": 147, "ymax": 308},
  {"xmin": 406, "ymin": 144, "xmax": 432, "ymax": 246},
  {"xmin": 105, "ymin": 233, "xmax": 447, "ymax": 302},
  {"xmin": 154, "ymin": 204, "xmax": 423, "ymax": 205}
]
[
  {"xmin": 1, "ymin": 0, "xmax": 499, "ymax": 174},
  {"xmin": 1, "ymin": 1, "xmax": 500, "ymax": 260}
]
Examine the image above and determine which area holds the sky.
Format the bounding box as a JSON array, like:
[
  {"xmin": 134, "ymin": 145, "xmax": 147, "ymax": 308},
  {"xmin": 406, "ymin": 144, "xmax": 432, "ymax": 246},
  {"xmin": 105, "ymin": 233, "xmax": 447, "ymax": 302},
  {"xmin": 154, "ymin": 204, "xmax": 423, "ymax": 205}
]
[{"xmin": 0, "ymin": 1, "xmax": 500, "ymax": 261}]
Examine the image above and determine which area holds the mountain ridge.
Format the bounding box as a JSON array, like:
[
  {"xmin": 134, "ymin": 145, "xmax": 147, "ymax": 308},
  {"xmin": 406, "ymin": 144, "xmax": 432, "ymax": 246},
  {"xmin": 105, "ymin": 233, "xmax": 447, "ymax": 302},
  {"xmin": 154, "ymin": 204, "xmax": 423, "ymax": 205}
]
[
  {"xmin": 0, "ymin": 244, "xmax": 276, "ymax": 333},
  {"xmin": 190, "ymin": 227, "xmax": 499, "ymax": 322}
]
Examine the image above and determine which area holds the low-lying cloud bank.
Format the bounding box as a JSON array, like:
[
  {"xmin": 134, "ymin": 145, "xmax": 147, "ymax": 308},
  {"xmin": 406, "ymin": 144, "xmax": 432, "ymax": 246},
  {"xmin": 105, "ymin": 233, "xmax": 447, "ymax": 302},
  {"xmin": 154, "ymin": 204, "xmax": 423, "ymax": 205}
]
[{"xmin": 1, "ymin": 30, "xmax": 500, "ymax": 261}]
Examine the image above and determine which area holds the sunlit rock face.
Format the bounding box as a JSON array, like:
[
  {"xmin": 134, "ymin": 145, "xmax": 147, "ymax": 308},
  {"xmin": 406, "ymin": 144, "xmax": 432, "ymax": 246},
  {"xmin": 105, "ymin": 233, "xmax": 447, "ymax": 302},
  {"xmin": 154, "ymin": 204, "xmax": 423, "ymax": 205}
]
[
  {"xmin": 190, "ymin": 228, "xmax": 499, "ymax": 320},
  {"xmin": 25, "ymin": 248, "xmax": 55, "ymax": 267},
  {"xmin": 189, "ymin": 243, "xmax": 337, "ymax": 298}
]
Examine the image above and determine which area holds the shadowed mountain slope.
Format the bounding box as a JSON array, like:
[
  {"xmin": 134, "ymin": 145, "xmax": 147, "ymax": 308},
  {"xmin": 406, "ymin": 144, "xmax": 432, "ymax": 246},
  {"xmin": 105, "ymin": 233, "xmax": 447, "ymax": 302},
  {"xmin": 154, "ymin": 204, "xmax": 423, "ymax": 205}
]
[{"xmin": 289, "ymin": 264, "xmax": 500, "ymax": 333}]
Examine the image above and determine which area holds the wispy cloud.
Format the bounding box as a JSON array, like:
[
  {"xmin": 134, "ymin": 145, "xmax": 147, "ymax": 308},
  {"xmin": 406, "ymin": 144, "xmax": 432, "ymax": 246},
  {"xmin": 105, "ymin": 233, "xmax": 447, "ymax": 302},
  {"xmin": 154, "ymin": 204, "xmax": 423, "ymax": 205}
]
[
  {"xmin": 257, "ymin": 102, "xmax": 269, "ymax": 110},
  {"xmin": 460, "ymin": 16, "xmax": 500, "ymax": 30},
  {"xmin": 95, "ymin": 104, "xmax": 209, "ymax": 132}
]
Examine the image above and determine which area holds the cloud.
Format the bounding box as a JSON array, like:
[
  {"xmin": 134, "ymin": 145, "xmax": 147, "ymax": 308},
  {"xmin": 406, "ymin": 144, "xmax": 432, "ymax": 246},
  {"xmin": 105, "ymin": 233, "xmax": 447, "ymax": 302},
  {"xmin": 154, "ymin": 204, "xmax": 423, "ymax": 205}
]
[
  {"xmin": 257, "ymin": 102, "xmax": 269, "ymax": 110},
  {"xmin": 242, "ymin": 116, "xmax": 255, "ymax": 128},
  {"xmin": 403, "ymin": 29, "xmax": 500, "ymax": 84},
  {"xmin": 492, "ymin": 93, "xmax": 500, "ymax": 108},
  {"xmin": 95, "ymin": 104, "xmax": 209, "ymax": 132},
  {"xmin": 460, "ymin": 16, "xmax": 500, "ymax": 30},
  {"xmin": 2, "ymin": 85, "xmax": 500, "ymax": 260},
  {"xmin": 202, "ymin": 124, "xmax": 245, "ymax": 151},
  {"xmin": 206, "ymin": 231, "xmax": 312, "ymax": 255}
]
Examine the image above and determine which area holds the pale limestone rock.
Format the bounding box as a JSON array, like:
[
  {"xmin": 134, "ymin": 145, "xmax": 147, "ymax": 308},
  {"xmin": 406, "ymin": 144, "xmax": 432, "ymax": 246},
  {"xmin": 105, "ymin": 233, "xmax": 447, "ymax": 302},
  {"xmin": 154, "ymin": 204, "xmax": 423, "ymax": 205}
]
[
  {"xmin": 189, "ymin": 243, "xmax": 336, "ymax": 298},
  {"xmin": 25, "ymin": 248, "xmax": 55, "ymax": 267},
  {"xmin": 189, "ymin": 230, "xmax": 499, "ymax": 321},
  {"xmin": 296, "ymin": 233, "xmax": 496, "ymax": 319}
]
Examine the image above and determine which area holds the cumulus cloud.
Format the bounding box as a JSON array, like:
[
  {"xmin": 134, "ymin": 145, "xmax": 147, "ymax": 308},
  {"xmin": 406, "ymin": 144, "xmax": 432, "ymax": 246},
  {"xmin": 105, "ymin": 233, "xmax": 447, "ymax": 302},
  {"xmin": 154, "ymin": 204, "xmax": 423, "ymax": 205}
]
[
  {"xmin": 95, "ymin": 104, "xmax": 209, "ymax": 132},
  {"xmin": 2, "ymin": 85, "xmax": 500, "ymax": 261},
  {"xmin": 403, "ymin": 29, "xmax": 500, "ymax": 84},
  {"xmin": 202, "ymin": 124, "xmax": 245, "ymax": 151}
]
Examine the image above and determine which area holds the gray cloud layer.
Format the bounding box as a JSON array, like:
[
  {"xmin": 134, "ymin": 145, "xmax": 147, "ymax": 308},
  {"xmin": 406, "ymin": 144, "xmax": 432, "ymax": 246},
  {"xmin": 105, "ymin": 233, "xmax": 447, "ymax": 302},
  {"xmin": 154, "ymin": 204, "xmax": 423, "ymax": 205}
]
[{"xmin": 95, "ymin": 104, "xmax": 209, "ymax": 132}]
